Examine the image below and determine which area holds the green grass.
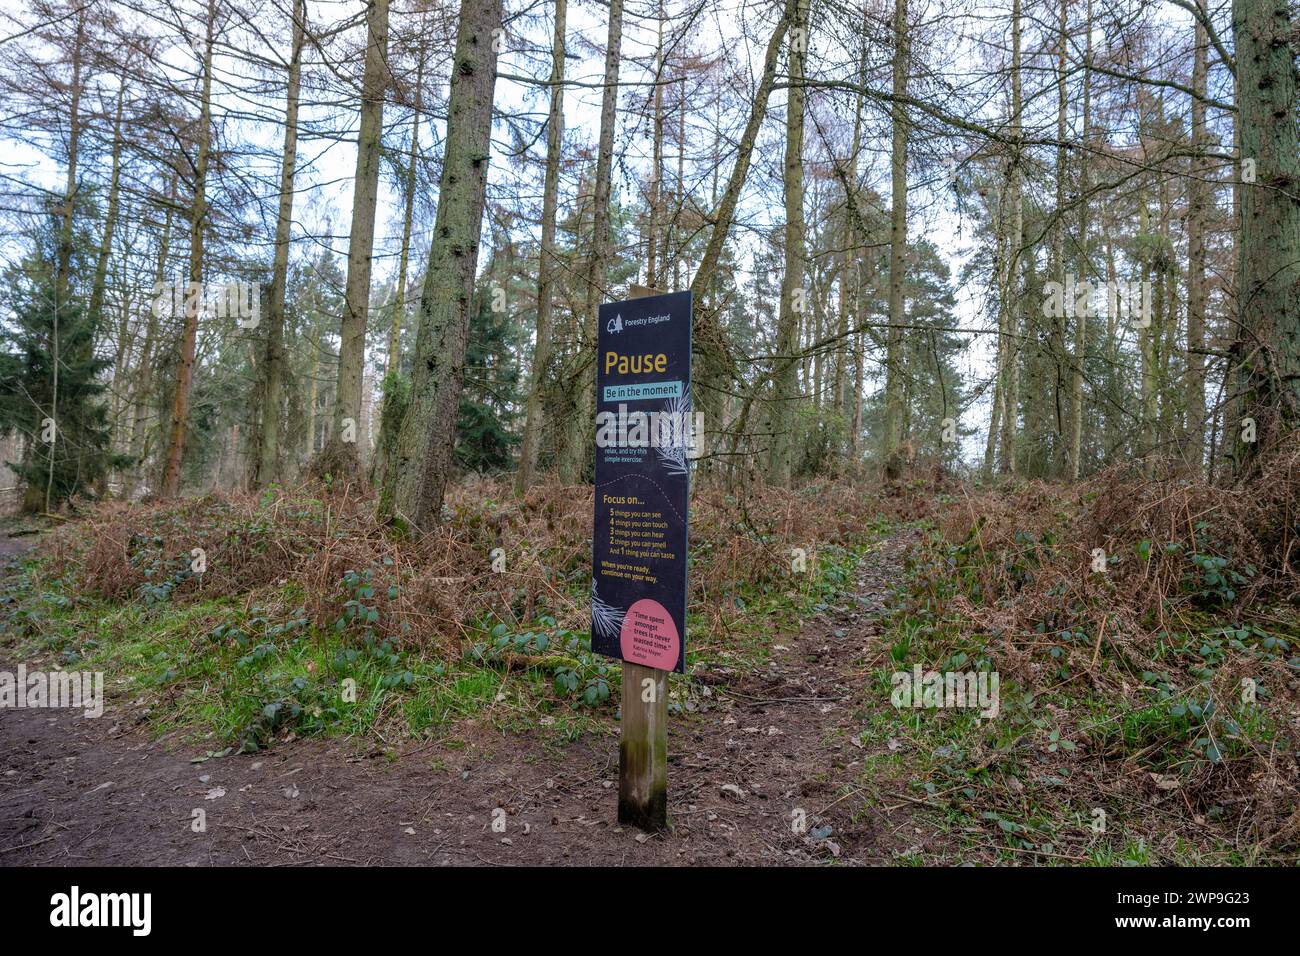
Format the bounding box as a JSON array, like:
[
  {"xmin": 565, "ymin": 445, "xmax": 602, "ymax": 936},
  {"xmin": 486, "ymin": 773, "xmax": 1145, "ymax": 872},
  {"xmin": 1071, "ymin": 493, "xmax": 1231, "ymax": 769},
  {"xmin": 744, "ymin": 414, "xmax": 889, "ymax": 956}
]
[{"xmin": 0, "ymin": 563, "xmax": 614, "ymax": 752}]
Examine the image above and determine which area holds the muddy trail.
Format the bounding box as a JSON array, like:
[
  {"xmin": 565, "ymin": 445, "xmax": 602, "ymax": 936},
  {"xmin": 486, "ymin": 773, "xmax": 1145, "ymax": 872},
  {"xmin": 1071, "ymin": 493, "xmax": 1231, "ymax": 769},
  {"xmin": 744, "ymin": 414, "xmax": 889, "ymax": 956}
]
[{"xmin": 1, "ymin": 533, "xmax": 915, "ymax": 866}]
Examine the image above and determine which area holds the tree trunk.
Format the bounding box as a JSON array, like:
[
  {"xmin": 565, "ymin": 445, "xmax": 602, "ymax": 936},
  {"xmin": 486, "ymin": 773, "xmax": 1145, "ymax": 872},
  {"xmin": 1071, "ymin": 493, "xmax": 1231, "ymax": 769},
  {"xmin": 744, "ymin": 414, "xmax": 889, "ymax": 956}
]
[
  {"xmin": 836, "ymin": 53, "xmax": 863, "ymax": 451},
  {"xmin": 516, "ymin": 0, "xmax": 567, "ymax": 494},
  {"xmin": 255, "ymin": 0, "xmax": 306, "ymax": 488},
  {"xmin": 1104, "ymin": 232, "xmax": 1120, "ymax": 455},
  {"xmin": 97, "ymin": 83, "xmax": 128, "ymax": 492},
  {"xmin": 690, "ymin": 7, "xmax": 790, "ymax": 449},
  {"xmin": 769, "ymin": 0, "xmax": 807, "ymax": 486},
  {"xmin": 371, "ymin": 37, "xmax": 428, "ymax": 493},
  {"xmin": 1158, "ymin": 161, "xmax": 1178, "ymax": 449},
  {"xmin": 331, "ymin": 0, "xmax": 389, "ymax": 471},
  {"xmin": 90, "ymin": 84, "xmax": 125, "ymax": 336},
  {"xmin": 1183, "ymin": 3, "xmax": 1208, "ymax": 473},
  {"xmin": 160, "ymin": 4, "xmax": 215, "ymax": 499},
  {"xmin": 1230, "ymin": 0, "xmax": 1298, "ymax": 471},
  {"xmin": 1139, "ymin": 198, "xmax": 1157, "ymax": 472},
  {"xmin": 556, "ymin": 0, "xmax": 622, "ymax": 484},
  {"xmin": 998, "ymin": 0, "xmax": 1024, "ymax": 475},
  {"xmin": 384, "ymin": 0, "xmax": 503, "ymax": 529},
  {"xmin": 124, "ymin": 177, "xmax": 176, "ymax": 499},
  {"xmin": 53, "ymin": 10, "xmax": 86, "ymax": 310},
  {"xmin": 849, "ymin": 51, "xmax": 866, "ymax": 456},
  {"xmin": 672, "ymin": 76, "xmax": 685, "ymax": 291},
  {"xmin": 1069, "ymin": 0, "xmax": 1091, "ymax": 479},
  {"xmin": 646, "ymin": 6, "xmax": 663, "ymax": 289},
  {"xmin": 882, "ymin": 0, "xmax": 909, "ymax": 469},
  {"xmin": 29, "ymin": 8, "xmax": 88, "ymax": 513},
  {"xmin": 304, "ymin": 320, "xmax": 320, "ymax": 460},
  {"xmin": 389, "ymin": 44, "xmax": 425, "ymax": 374},
  {"xmin": 1050, "ymin": 0, "xmax": 1068, "ymax": 476}
]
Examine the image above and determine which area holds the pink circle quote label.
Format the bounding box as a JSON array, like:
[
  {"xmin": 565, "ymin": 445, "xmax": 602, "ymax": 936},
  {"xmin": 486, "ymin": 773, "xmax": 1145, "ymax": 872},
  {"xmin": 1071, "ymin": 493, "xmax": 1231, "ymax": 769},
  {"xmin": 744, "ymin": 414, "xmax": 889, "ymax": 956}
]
[{"xmin": 619, "ymin": 598, "xmax": 680, "ymax": 671}]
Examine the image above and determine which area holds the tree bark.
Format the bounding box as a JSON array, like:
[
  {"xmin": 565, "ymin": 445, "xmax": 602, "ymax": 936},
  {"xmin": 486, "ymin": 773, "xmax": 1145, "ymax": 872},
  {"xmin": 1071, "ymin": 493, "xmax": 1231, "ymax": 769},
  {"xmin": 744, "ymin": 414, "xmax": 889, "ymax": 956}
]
[
  {"xmin": 556, "ymin": 0, "xmax": 622, "ymax": 484},
  {"xmin": 997, "ymin": 0, "xmax": 1024, "ymax": 475},
  {"xmin": 97, "ymin": 83, "xmax": 128, "ymax": 490},
  {"xmin": 160, "ymin": 3, "xmax": 215, "ymax": 498},
  {"xmin": 646, "ymin": 5, "xmax": 664, "ymax": 289},
  {"xmin": 53, "ymin": 9, "xmax": 86, "ymax": 310},
  {"xmin": 1231, "ymin": 0, "xmax": 1300, "ymax": 470},
  {"xmin": 124, "ymin": 176, "xmax": 176, "ymax": 499},
  {"xmin": 1050, "ymin": 0, "xmax": 1068, "ymax": 476},
  {"xmin": 331, "ymin": 0, "xmax": 390, "ymax": 470},
  {"xmin": 882, "ymin": 0, "xmax": 909, "ymax": 469},
  {"xmin": 516, "ymin": 0, "xmax": 567, "ymax": 494},
  {"xmin": 1183, "ymin": 3, "xmax": 1208, "ymax": 474},
  {"xmin": 835, "ymin": 61, "xmax": 863, "ymax": 449},
  {"xmin": 389, "ymin": 43, "xmax": 425, "ymax": 374},
  {"xmin": 1139, "ymin": 197, "xmax": 1157, "ymax": 473},
  {"xmin": 384, "ymin": 0, "xmax": 503, "ymax": 529},
  {"xmin": 769, "ymin": 0, "xmax": 806, "ymax": 486},
  {"xmin": 371, "ymin": 35, "xmax": 428, "ymax": 493},
  {"xmin": 849, "ymin": 41, "xmax": 866, "ymax": 455},
  {"xmin": 90, "ymin": 84, "xmax": 125, "ymax": 336},
  {"xmin": 1069, "ymin": 0, "xmax": 1091, "ymax": 480},
  {"xmin": 304, "ymin": 318, "xmax": 320, "ymax": 460},
  {"xmin": 255, "ymin": 0, "xmax": 306, "ymax": 488}
]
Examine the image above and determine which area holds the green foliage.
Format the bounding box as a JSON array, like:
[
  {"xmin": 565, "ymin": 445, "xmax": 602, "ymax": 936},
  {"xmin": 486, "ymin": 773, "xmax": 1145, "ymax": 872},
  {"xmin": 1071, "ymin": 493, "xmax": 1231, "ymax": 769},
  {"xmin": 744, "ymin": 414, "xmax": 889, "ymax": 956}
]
[
  {"xmin": 466, "ymin": 613, "xmax": 614, "ymax": 708},
  {"xmin": 0, "ymin": 214, "xmax": 120, "ymax": 507},
  {"xmin": 1185, "ymin": 551, "xmax": 1254, "ymax": 604},
  {"xmin": 455, "ymin": 275, "xmax": 521, "ymax": 473}
]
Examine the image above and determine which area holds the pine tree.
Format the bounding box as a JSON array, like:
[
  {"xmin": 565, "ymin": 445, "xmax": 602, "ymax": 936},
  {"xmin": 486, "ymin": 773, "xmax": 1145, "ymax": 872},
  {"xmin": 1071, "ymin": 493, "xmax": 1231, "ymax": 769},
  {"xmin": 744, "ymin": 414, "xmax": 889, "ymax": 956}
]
[
  {"xmin": 455, "ymin": 287, "xmax": 521, "ymax": 473},
  {"xmin": 0, "ymin": 222, "xmax": 117, "ymax": 510}
]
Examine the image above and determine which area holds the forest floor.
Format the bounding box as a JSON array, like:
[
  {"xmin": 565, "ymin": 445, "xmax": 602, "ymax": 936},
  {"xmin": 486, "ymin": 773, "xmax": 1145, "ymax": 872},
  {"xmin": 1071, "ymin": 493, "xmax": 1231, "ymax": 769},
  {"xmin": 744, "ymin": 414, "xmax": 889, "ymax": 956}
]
[
  {"xmin": 1, "ymin": 466, "xmax": 1296, "ymax": 867},
  {"xmin": 0, "ymin": 527, "xmax": 915, "ymax": 866}
]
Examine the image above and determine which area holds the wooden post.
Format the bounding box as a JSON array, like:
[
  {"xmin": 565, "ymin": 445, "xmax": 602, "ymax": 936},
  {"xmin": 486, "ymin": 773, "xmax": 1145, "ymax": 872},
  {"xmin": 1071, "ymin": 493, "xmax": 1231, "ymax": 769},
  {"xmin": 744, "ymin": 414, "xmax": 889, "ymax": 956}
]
[
  {"xmin": 617, "ymin": 281, "xmax": 670, "ymax": 832},
  {"xmin": 619, "ymin": 661, "xmax": 668, "ymax": 830}
]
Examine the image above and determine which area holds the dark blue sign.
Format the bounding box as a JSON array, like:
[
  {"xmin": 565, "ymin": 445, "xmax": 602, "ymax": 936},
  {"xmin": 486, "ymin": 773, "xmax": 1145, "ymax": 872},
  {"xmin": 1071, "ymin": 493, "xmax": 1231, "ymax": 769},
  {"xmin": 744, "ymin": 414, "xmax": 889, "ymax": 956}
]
[{"xmin": 591, "ymin": 290, "xmax": 692, "ymax": 673}]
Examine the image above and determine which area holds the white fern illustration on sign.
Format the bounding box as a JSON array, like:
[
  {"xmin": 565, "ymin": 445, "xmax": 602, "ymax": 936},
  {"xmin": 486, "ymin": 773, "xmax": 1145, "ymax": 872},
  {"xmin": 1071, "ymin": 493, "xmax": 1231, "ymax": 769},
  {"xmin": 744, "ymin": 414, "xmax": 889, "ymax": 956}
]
[
  {"xmin": 654, "ymin": 384, "xmax": 693, "ymax": 479},
  {"xmin": 591, "ymin": 577, "xmax": 626, "ymax": 639}
]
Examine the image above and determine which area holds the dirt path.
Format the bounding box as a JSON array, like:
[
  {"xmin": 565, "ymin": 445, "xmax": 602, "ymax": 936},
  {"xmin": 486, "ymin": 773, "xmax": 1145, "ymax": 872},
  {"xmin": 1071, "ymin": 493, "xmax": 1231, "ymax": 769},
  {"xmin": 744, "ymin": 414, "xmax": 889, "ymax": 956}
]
[{"xmin": 1, "ymin": 534, "xmax": 912, "ymax": 866}]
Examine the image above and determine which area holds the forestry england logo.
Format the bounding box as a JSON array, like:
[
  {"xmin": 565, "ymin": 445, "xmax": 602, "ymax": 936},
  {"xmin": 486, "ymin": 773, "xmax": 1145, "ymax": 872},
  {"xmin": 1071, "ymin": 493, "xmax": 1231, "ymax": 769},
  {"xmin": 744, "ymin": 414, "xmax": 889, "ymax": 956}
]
[
  {"xmin": 891, "ymin": 665, "xmax": 1000, "ymax": 718},
  {"xmin": 0, "ymin": 665, "xmax": 104, "ymax": 718},
  {"xmin": 49, "ymin": 886, "xmax": 151, "ymax": 936}
]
